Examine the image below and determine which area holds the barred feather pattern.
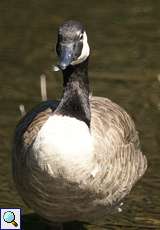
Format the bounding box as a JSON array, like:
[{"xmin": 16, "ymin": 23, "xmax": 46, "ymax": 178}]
[{"xmin": 12, "ymin": 97, "xmax": 147, "ymax": 223}]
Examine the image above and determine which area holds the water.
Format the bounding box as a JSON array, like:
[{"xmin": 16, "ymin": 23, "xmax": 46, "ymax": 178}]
[{"xmin": 0, "ymin": 0, "xmax": 160, "ymax": 229}]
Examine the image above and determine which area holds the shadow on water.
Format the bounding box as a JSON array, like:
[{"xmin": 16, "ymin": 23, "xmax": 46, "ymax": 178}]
[{"xmin": 22, "ymin": 213, "xmax": 87, "ymax": 230}]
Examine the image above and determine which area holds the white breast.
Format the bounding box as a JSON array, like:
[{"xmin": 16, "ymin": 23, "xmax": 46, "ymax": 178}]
[{"xmin": 33, "ymin": 115, "xmax": 93, "ymax": 171}]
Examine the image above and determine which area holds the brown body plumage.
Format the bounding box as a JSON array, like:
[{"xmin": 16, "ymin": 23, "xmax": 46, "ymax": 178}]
[{"xmin": 13, "ymin": 97, "xmax": 147, "ymax": 222}]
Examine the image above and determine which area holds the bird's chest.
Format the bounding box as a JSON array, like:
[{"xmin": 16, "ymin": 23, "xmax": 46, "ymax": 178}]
[{"xmin": 31, "ymin": 115, "xmax": 93, "ymax": 177}]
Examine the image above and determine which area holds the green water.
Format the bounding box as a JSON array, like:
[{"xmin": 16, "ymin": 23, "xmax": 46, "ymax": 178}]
[{"xmin": 0, "ymin": 0, "xmax": 160, "ymax": 229}]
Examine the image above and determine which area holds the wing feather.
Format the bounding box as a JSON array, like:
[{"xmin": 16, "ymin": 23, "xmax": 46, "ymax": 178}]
[{"xmin": 90, "ymin": 96, "xmax": 147, "ymax": 205}]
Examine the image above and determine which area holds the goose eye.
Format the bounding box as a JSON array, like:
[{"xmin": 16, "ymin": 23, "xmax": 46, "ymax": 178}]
[{"xmin": 79, "ymin": 34, "xmax": 83, "ymax": 40}]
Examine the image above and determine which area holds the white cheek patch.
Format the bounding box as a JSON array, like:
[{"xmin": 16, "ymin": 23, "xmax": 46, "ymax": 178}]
[{"xmin": 71, "ymin": 31, "xmax": 90, "ymax": 65}]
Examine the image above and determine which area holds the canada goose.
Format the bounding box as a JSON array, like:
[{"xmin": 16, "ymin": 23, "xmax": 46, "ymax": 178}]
[{"xmin": 12, "ymin": 20, "xmax": 147, "ymax": 225}]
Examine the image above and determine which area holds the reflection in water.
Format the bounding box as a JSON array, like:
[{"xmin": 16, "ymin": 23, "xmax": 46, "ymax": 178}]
[{"xmin": 0, "ymin": 0, "xmax": 160, "ymax": 229}]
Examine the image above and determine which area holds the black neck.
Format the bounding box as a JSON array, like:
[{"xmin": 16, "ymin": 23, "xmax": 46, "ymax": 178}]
[{"xmin": 55, "ymin": 58, "xmax": 91, "ymax": 127}]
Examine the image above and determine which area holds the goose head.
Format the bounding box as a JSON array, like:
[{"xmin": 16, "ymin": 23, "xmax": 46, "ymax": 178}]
[{"xmin": 55, "ymin": 20, "xmax": 90, "ymax": 70}]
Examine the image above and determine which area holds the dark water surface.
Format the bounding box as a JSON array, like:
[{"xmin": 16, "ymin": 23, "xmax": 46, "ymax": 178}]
[{"xmin": 0, "ymin": 0, "xmax": 160, "ymax": 229}]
